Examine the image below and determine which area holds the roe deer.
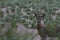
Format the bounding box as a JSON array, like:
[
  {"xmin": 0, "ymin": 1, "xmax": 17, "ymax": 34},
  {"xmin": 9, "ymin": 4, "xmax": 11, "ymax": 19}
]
[{"xmin": 34, "ymin": 9, "xmax": 49, "ymax": 40}]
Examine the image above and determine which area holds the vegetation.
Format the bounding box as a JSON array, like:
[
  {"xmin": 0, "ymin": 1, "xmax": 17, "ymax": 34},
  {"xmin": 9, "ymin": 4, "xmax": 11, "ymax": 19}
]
[{"xmin": 0, "ymin": 0, "xmax": 60, "ymax": 40}]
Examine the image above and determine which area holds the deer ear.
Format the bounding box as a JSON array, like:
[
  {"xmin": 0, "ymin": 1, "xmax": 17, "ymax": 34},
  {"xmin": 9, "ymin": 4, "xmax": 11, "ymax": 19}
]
[
  {"xmin": 34, "ymin": 13, "xmax": 37, "ymax": 17},
  {"xmin": 33, "ymin": 11, "xmax": 38, "ymax": 17},
  {"xmin": 42, "ymin": 13, "xmax": 45, "ymax": 17}
]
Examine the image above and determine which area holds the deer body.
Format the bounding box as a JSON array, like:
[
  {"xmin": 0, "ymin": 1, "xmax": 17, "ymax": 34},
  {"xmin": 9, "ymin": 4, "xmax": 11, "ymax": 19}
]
[
  {"xmin": 37, "ymin": 16, "xmax": 48, "ymax": 40},
  {"xmin": 34, "ymin": 10, "xmax": 48, "ymax": 40}
]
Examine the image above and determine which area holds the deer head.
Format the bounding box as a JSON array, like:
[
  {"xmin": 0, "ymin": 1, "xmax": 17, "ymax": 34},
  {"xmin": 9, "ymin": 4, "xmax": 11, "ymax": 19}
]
[{"xmin": 34, "ymin": 9, "xmax": 46, "ymax": 28}]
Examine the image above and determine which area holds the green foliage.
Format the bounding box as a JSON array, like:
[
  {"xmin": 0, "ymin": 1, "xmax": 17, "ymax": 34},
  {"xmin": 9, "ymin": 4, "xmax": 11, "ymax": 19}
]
[{"xmin": 0, "ymin": 0, "xmax": 60, "ymax": 40}]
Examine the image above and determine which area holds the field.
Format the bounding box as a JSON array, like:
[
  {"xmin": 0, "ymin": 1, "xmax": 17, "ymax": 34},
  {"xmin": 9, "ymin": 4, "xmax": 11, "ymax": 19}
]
[{"xmin": 0, "ymin": 0, "xmax": 60, "ymax": 40}]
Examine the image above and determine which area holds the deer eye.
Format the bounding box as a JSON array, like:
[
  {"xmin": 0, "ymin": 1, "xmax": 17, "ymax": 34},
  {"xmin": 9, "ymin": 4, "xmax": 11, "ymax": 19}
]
[
  {"xmin": 38, "ymin": 22, "xmax": 41, "ymax": 23},
  {"xmin": 6, "ymin": 10, "xmax": 9, "ymax": 13}
]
